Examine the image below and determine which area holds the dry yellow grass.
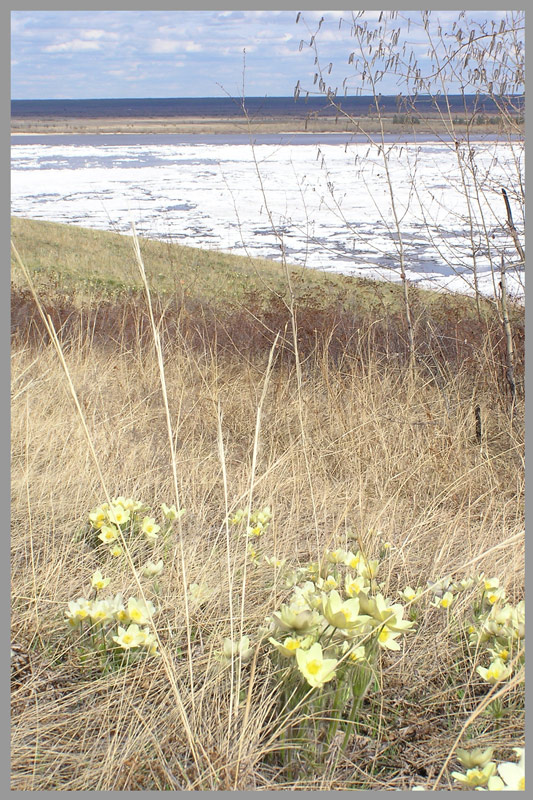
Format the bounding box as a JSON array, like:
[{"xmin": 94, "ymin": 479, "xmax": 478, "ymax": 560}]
[{"xmin": 11, "ymin": 242, "xmax": 524, "ymax": 789}]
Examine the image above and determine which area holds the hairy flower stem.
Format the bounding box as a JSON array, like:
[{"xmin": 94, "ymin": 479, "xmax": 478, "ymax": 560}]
[{"xmin": 326, "ymin": 675, "xmax": 348, "ymax": 745}]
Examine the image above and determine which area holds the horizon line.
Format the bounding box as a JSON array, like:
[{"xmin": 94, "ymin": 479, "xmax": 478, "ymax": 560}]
[{"xmin": 12, "ymin": 92, "xmax": 524, "ymax": 102}]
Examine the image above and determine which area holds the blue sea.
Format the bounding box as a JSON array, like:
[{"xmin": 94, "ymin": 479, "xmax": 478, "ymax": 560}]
[{"xmin": 11, "ymin": 94, "xmax": 516, "ymax": 120}]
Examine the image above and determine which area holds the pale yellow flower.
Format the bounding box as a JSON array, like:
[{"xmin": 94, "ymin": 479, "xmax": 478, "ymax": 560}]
[
  {"xmin": 119, "ymin": 497, "xmax": 142, "ymax": 511},
  {"xmin": 247, "ymin": 523, "xmax": 264, "ymax": 537},
  {"xmin": 488, "ymin": 603, "xmax": 514, "ymax": 628},
  {"xmin": 248, "ymin": 544, "xmax": 261, "ymax": 564},
  {"xmin": 344, "ymin": 550, "xmax": 362, "ymax": 570},
  {"xmin": 456, "ymin": 748, "xmax": 494, "ymax": 769},
  {"xmin": 341, "ymin": 641, "xmax": 366, "ymax": 662},
  {"xmin": 509, "ymin": 601, "xmax": 525, "ymax": 639},
  {"xmin": 291, "ymin": 582, "xmax": 322, "ymax": 609},
  {"xmin": 272, "ymin": 604, "xmax": 321, "ymax": 633},
  {"xmin": 91, "ymin": 570, "xmax": 110, "ymax": 590},
  {"xmin": 359, "ymin": 593, "xmax": 414, "ymax": 632},
  {"xmin": 256, "ymin": 507, "xmax": 272, "ymax": 523},
  {"xmin": 323, "ymin": 575, "xmax": 339, "ymax": 591},
  {"xmin": 431, "ymin": 591, "xmax": 454, "ymax": 609},
  {"xmin": 283, "ymin": 570, "xmax": 299, "ymax": 588},
  {"xmin": 98, "ymin": 524, "xmax": 120, "ymax": 544},
  {"xmin": 263, "ymin": 555, "xmax": 286, "ymax": 569},
  {"xmin": 141, "ymin": 627, "xmax": 160, "ymax": 656},
  {"xmin": 229, "ymin": 508, "xmax": 246, "ymax": 525},
  {"xmin": 357, "ymin": 557, "xmax": 379, "ymax": 580},
  {"xmin": 345, "ymin": 574, "xmax": 368, "ymax": 598},
  {"xmin": 296, "ymin": 642, "xmax": 337, "ymax": 688},
  {"xmin": 65, "ymin": 598, "xmax": 91, "ymax": 626},
  {"xmin": 223, "ymin": 636, "xmax": 254, "ymax": 663},
  {"xmin": 127, "ymin": 597, "xmax": 155, "ymax": 626},
  {"xmin": 427, "ymin": 575, "xmax": 454, "ymax": 597},
  {"xmin": 189, "ymin": 582, "xmax": 213, "ymax": 605},
  {"xmin": 109, "ymin": 544, "xmax": 123, "ymax": 557},
  {"xmin": 484, "ymin": 587, "xmax": 506, "ymax": 606},
  {"xmin": 113, "ymin": 624, "xmax": 146, "ymax": 650},
  {"xmin": 451, "ymin": 762, "xmax": 497, "ymax": 788},
  {"xmin": 111, "ymin": 496, "xmax": 128, "ymax": 508},
  {"xmin": 326, "ymin": 548, "xmax": 347, "ymax": 564},
  {"xmin": 376, "ymin": 626, "xmax": 403, "ymax": 650},
  {"xmin": 453, "ymin": 577, "xmax": 475, "ymax": 592},
  {"xmin": 306, "ymin": 561, "xmax": 320, "ymax": 578},
  {"xmin": 108, "ymin": 504, "xmax": 131, "ymax": 526},
  {"xmin": 399, "ymin": 586, "xmax": 423, "ymax": 603},
  {"xmin": 141, "ymin": 560, "xmax": 164, "ymax": 578},
  {"xmin": 476, "ymin": 750, "xmax": 525, "ymax": 791},
  {"xmin": 483, "ymin": 600, "xmax": 525, "ymax": 639},
  {"xmin": 488, "ymin": 643, "xmax": 510, "ymax": 662},
  {"xmin": 141, "ymin": 517, "xmax": 161, "ymax": 541},
  {"xmin": 161, "ymin": 503, "xmax": 185, "ymax": 521},
  {"xmin": 477, "ymin": 658, "xmax": 512, "ymax": 684},
  {"xmin": 268, "ymin": 636, "xmax": 304, "ymax": 658},
  {"xmin": 89, "ymin": 506, "xmax": 108, "ymax": 529},
  {"xmin": 88, "ymin": 599, "xmax": 114, "ymax": 623},
  {"xmin": 109, "ymin": 594, "xmax": 128, "ymax": 623},
  {"xmin": 478, "ymin": 776, "xmax": 505, "ymax": 790},
  {"xmin": 322, "ymin": 590, "xmax": 362, "ymax": 630}
]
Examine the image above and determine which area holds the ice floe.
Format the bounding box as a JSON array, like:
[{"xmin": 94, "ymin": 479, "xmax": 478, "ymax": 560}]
[{"xmin": 11, "ymin": 136, "xmax": 524, "ymax": 301}]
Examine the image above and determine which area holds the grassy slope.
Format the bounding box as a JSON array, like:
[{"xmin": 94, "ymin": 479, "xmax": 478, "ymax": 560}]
[{"xmin": 11, "ymin": 216, "xmax": 487, "ymax": 319}]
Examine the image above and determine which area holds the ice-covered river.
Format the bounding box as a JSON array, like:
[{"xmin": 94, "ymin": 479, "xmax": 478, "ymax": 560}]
[{"xmin": 11, "ymin": 133, "xmax": 524, "ymax": 300}]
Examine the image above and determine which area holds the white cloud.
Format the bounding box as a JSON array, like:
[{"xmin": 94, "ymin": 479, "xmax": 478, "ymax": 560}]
[
  {"xmin": 219, "ymin": 44, "xmax": 256, "ymax": 56},
  {"xmin": 256, "ymin": 30, "xmax": 293, "ymax": 43},
  {"xmin": 301, "ymin": 11, "xmax": 347, "ymax": 23},
  {"xmin": 150, "ymin": 39, "xmax": 179, "ymax": 53},
  {"xmin": 246, "ymin": 10, "xmax": 284, "ymax": 18},
  {"xmin": 274, "ymin": 44, "xmax": 302, "ymax": 58},
  {"xmin": 81, "ymin": 29, "xmax": 119, "ymax": 41},
  {"xmin": 184, "ymin": 41, "xmax": 202, "ymax": 53},
  {"xmin": 81, "ymin": 30, "xmax": 105, "ymax": 40},
  {"xmin": 150, "ymin": 38, "xmax": 202, "ymax": 54},
  {"xmin": 43, "ymin": 39, "xmax": 101, "ymax": 53}
]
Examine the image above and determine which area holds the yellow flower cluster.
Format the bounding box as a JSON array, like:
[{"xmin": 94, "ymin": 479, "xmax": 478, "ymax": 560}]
[
  {"xmin": 88, "ymin": 497, "xmax": 184, "ymax": 555},
  {"xmin": 265, "ymin": 549, "xmax": 415, "ymax": 688},
  {"xmin": 66, "ymin": 593, "xmax": 156, "ymax": 628},
  {"xmin": 462, "ymin": 577, "xmax": 525, "ymax": 687},
  {"xmin": 65, "ymin": 571, "xmax": 159, "ymax": 658},
  {"xmin": 473, "ymin": 599, "xmax": 524, "ymax": 686},
  {"xmin": 425, "ymin": 570, "xmax": 525, "ymax": 687},
  {"xmin": 229, "ymin": 506, "xmax": 272, "ymax": 537},
  {"xmin": 229, "ymin": 505, "xmax": 273, "ymax": 565},
  {"xmin": 451, "ymin": 746, "xmax": 524, "ymax": 790}
]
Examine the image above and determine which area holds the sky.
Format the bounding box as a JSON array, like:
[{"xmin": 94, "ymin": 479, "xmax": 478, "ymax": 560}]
[{"xmin": 11, "ymin": 9, "xmax": 521, "ymax": 100}]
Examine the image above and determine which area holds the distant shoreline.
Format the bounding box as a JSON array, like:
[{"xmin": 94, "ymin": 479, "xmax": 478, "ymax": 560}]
[
  {"xmin": 12, "ymin": 94, "xmax": 523, "ymax": 136},
  {"xmin": 10, "ymin": 114, "xmax": 520, "ymax": 137}
]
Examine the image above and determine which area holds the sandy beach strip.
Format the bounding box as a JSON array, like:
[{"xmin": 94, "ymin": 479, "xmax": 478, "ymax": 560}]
[{"xmin": 10, "ymin": 114, "xmax": 511, "ymax": 137}]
